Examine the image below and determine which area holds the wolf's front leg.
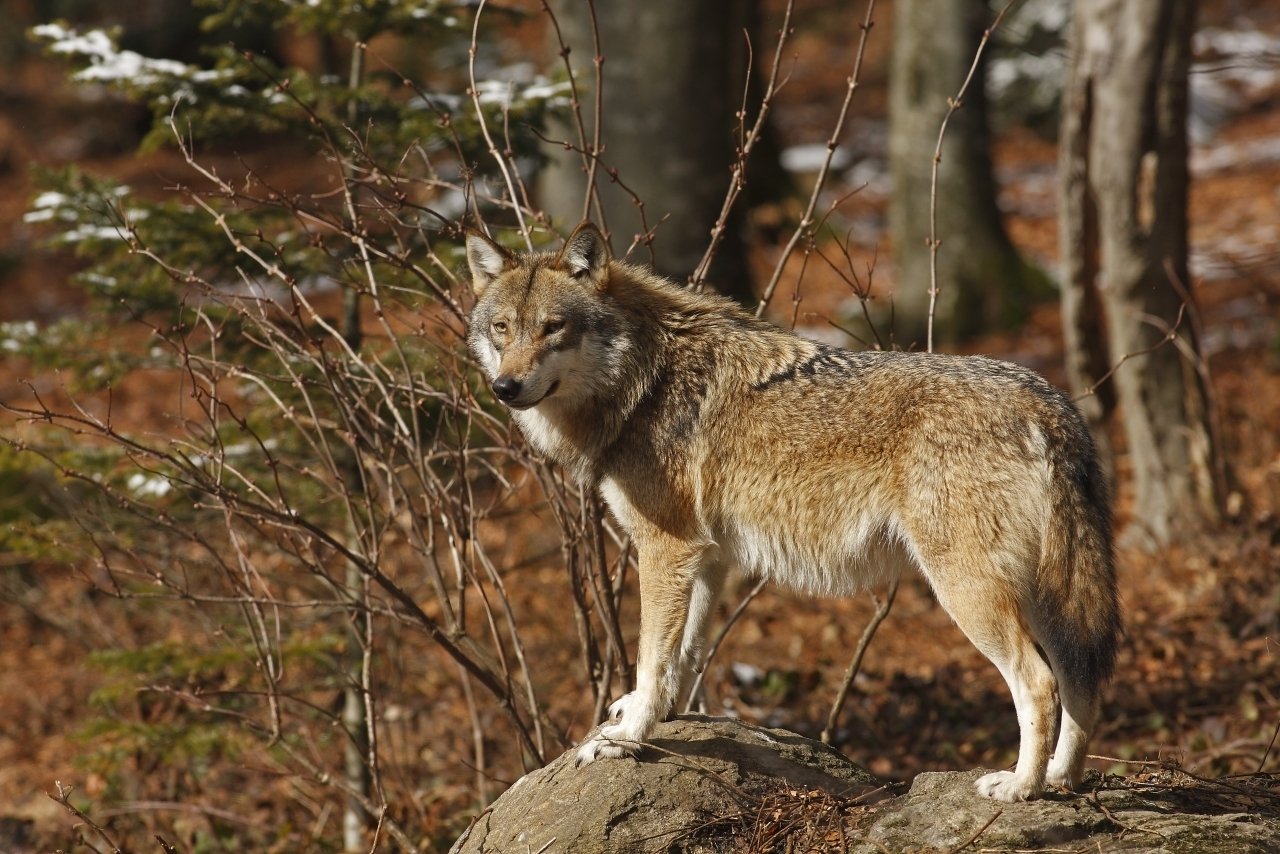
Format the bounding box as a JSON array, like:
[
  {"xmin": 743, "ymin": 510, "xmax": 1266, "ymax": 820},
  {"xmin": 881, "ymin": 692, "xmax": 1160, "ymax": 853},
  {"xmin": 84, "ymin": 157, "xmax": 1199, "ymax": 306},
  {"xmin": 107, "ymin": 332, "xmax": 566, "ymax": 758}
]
[{"xmin": 576, "ymin": 544, "xmax": 706, "ymax": 766}]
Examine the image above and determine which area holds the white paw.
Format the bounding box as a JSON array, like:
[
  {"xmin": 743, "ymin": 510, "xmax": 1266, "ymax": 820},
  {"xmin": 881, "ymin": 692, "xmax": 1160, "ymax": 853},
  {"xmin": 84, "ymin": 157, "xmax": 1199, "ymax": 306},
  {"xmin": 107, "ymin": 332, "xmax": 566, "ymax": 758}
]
[
  {"xmin": 975, "ymin": 770, "xmax": 1040, "ymax": 802},
  {"xmin": 574, "ymin": 723, "xmax": 640, "ymax": 767},
  {"xmin": 608, "ymin": 691, "xmax": 639, "ymax": 720},
  {"xmin": 1045, "ymin": 761, "xmax": 1078, "ymax": 790}
]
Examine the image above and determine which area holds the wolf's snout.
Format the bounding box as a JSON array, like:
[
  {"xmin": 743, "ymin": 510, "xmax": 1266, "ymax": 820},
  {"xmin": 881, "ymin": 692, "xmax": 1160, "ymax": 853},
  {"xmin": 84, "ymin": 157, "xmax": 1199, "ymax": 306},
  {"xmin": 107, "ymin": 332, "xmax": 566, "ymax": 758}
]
[{"xmin": 491, "ymin": 376, "xmax": 522, "ymax": 403}]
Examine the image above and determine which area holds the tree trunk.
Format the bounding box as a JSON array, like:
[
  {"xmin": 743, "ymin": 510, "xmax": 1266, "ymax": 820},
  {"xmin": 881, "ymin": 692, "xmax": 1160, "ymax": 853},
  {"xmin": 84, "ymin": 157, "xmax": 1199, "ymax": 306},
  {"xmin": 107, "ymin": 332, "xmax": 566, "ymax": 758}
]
[
  {"xmin": 539, "ymin": 0, "xmax": 759, "ymax": 301},
  {"xmin": 1059, "ymin": 0, "xmax": 1222, "ymax": 548},
  {"xmin": 888, "ymin": 0, "xmax": 1047, "ymax": 347}
]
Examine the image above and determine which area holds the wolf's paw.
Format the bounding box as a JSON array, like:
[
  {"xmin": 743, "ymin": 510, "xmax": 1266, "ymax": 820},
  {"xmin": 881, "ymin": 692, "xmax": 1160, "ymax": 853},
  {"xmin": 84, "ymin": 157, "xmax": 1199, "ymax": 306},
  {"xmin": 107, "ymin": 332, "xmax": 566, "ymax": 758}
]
[
  {"xmin": 607, "ymin": 691, "xmax": 639, "ymax": 720},
  {"xmin": 574, "ymin": 723, "xmax": 640, "ymax": 767},
  {"xmin": 1045, "ymin": 762, "xmax": 1080, "ymax": 791},
  {"xmin": 975, "ymin": 770, "xmax": 1040, "ymax": 802}
]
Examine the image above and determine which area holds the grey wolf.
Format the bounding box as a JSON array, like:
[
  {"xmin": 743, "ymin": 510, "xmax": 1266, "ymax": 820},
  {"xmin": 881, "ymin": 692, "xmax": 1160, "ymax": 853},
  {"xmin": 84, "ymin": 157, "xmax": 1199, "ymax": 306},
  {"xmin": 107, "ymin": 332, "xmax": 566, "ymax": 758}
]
[{"xmin": 465, "ymin": 222, "xmax": 1120, "ymax": 802}]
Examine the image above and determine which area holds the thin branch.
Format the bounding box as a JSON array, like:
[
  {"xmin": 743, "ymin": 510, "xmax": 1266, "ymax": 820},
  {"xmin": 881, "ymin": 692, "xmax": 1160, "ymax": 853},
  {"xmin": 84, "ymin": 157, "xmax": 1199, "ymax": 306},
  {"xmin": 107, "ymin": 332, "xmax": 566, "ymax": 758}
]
[
  {"xmin": 683, "ymin": 577, "xmax": 768, "ymax": 713},
  {"xmin": 821, "ymin": 579, "xmax": 899, "ymax": 744},
  {"xmin": 468, "ymin": 0, "xmax": 533, "ymax": 249},
  {"xmin": 47, "ymin": 782, "xmax": 123, "ymax": 854},
  {"xmin": 926, "ymin": 0, "xmax": 1021, "ymax": 353},
  {"xmin": 690, "ymin": 0, "xmax": 795, "ymax": 287},
  {"xmin": 757, "ymin": 0, "xmax": 876, "ymax": 317},
  {"xmin": 945, "ymin": 809, "xmax": 1003, "ymax": 853},
  {"xmin": 1072, "ymin": 302, "xmax": 1187, "ymax": 402}
]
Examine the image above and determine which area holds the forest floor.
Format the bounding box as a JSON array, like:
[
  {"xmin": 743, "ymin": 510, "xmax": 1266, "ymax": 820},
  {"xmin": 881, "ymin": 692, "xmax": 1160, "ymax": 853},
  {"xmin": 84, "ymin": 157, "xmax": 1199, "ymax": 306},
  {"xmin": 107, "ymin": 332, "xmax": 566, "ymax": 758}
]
[{"xmin": 1, "ymin": 2, "xmax": 1279, "ymax": 851}]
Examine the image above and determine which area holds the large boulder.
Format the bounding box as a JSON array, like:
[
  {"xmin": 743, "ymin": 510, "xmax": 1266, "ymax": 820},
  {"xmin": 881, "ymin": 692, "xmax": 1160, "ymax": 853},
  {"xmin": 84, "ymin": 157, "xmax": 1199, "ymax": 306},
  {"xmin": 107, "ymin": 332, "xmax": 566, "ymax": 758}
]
[
  {"xmin": 451, "ymin": 716, "xmax": 1280, "ymax": 853},
  {"xmin": 450, "ymin": 715, "xmax": 878, "ymax": 853}
]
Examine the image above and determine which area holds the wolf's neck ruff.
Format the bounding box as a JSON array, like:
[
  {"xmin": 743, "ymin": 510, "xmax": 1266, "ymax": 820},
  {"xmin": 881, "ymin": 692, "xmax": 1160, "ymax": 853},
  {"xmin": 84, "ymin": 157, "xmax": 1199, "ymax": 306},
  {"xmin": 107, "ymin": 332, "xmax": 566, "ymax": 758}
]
[{"xmin": 464, "ymin": 222, "xmax": 1120, "ymax": 804}]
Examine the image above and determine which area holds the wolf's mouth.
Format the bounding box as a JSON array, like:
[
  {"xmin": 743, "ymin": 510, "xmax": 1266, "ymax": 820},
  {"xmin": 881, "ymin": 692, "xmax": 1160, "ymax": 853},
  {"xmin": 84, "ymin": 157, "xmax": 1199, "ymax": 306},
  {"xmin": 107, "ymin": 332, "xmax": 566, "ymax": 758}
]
[{"xmin": 511, "ymin": 380, "xmax": 560, "ymax": 410}]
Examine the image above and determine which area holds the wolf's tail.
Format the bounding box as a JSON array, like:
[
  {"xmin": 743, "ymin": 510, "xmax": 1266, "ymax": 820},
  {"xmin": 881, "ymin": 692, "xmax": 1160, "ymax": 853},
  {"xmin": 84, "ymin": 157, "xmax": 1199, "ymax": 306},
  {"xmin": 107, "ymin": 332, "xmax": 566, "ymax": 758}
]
[{"xmin": 1034, "ymin": 430, "xmax": 1121, "ymax": 694}]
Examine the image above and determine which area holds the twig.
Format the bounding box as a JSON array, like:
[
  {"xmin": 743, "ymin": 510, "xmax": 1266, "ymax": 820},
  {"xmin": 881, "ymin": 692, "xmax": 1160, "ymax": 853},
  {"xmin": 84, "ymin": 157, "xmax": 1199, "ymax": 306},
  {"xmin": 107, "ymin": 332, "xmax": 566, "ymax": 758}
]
[
  {"xmin": 1071, "ymin": 302, "xmax": 1187, "ymax": 402},
  {"xmin": 367, "ymin": 805, "xmax": 387, "ymax": 854},
  {"xmin": 527, "ymin": 124, "xmax": 666, "ymax": 265},
  {"xmin": 584, "ymin": 0, "xmax": 604, "ymax": 226},
  {"xmin": 758, "ymin": 0, "xmax": 877, "ymax": 317},
  {"xmin": 1089, "ymin": 790, "xmax": 1167, "ymax": 840},
  {"xmin": 926, "ymin": 0, "xmax": 1021, "ymax": 353},
  {"xmin": 47, "ymin": 782, "xmax": 123, "ymax": 854},
  {"xmin": 690, "ymin": 0, "xmax": 795, "ymax": 287},
  {"xmin": 946, "ymin": 808, "xmax": 1002, "ymax": 853},
  {"xmin": 468, "ymin": 0, "xmax": 532, "ymax": 249},
  {"xmin": 822, "ymin": 578, "xmax": 899, "ymax": 744},
  {"xmin": 541, "ymin": 0, "xmax": 606, "ymax": 228},
  {"xmin": 1163, "ymin": 258, "xmax": 1232, "ymax": 514},
  {"xmin": 683, "ymin": 577, "xmax": 768, "ymax": 713},
  {"xmin": 1258, "ymin": 717, "xmax": 1280, "ymax": 772}
]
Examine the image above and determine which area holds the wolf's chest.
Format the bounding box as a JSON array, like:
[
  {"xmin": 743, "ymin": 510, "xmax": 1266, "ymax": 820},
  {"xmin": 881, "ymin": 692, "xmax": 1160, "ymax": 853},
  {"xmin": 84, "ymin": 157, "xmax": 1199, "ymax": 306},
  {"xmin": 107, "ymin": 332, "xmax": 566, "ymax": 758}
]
[
  {"xmin": 598, "ymin": 475, "xmax": 642, "ymax": 533},
  {"xmin": 514, "ymin": 407, "xmax": 600, "ymax": 483},
  {"xmin": 513, "ymin": 408, "xmax": 563, "ymax": 457}
]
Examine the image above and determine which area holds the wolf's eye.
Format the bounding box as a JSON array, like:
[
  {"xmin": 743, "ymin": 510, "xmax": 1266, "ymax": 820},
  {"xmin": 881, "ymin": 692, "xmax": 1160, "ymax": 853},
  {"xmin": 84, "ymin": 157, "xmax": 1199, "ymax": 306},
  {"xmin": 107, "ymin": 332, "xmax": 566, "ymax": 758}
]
[
  {"xmin": 541, "ymin": 319, "xmax": 565, "ymax": 336},
  {"xmin": 491, "ymin": 320, "xmax": 508, "ymax": 335}
]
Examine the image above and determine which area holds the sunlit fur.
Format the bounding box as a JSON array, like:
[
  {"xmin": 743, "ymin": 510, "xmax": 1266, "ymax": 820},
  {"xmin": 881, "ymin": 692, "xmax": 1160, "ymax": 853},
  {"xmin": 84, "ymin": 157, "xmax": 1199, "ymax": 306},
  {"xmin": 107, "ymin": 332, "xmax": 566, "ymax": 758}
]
[{"xmin": 465, "ymin": 223, "xmax": 1121, "ymax": 803}]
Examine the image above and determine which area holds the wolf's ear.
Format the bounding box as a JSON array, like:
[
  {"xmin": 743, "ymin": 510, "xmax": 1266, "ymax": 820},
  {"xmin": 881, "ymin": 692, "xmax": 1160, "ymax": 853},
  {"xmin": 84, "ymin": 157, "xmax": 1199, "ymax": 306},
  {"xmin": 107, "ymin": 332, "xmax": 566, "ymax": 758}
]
[
  {"xmin": 465, "ymin": 229, "xmax": 515, "ymax": 298},
  {"xmin": 559, "ymin": 222, "xmax": 611, "ymax": 290}
]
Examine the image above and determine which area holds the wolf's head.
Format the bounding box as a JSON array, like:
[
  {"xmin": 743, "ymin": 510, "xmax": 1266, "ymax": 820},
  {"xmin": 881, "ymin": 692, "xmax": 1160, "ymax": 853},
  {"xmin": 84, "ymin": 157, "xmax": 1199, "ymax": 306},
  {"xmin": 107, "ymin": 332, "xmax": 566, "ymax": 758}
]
[{"xmin": 466, "ymin": 222, "xmax": 626, "ymax": 410}]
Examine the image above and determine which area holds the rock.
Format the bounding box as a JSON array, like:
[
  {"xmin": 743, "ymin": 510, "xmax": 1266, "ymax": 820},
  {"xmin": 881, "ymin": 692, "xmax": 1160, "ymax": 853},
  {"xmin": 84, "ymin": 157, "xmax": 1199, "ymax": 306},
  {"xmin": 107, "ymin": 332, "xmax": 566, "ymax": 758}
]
[
  {"xmin": 860, "ymin": 768, "xmax": 1280, "ymax": 853},
  {"xmin": 449, "ymin": 714, "xmax": 879, "ymax": 854},
  {"xmin": 451, "ymin": 717, "xmax": 1280, "ymax": 853}
]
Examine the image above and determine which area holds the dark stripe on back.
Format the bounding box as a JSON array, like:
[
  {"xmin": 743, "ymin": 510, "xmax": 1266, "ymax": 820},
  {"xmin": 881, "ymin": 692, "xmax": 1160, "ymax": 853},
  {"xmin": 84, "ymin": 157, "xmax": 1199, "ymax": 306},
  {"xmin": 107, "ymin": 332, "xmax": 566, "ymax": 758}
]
[{"xmin": 751, "ymin": 345, "xmax": 867, "ymax": 391}]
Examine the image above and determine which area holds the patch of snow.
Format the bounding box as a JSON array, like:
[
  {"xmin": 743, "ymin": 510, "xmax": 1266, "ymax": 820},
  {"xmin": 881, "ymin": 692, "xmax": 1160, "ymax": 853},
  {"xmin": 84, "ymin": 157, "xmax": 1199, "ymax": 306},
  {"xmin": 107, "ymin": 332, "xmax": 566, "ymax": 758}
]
[
  {"xmin": 60, "ymin": 224, "xmax": 128, "ymax": 243},
  {"xmin": 1192, "ymin": 135, "xmax": 1280, "ymax": 175},
  {"xmin": 988, "ymin": 52, "xmax": 1065, "ymax": 102},
  {"xmin": 1008, "ymin": 0, "xmax": 1070, "ymax": 34},
  {"xmin": 82, "ymin": 273, "xmax": 119, "ymax": 289},
  {"xmin": 33, "ymin": 23, "xmax": 232, "ymax": 90},
  {"xmin": 844, "ymin": 158, "xmax": 891, "ymax": 199},
  {"xmin": 472, "ymin": 77, "xmax": 570, "ymax": 110},
  {"xmin": 31, "ymin": 190, "xmax": 72, "ymax": 209},
  {"xmin": 127, "ymin": 472, "xmax": 173, "ymax": 497},
  {"xmin": 781, "ymin": 144, "xmax": 852, "ymax": 174},
  {"xmin": 1, "ymin": 321, "xmax": 38, "ymax": 352},
  {"xmin": 1194, "ymin": 27, "xmax": 1280, "ymax": 63},
  {"xmin": 731, "ymin": 662, "xmax": 764, "ymax": 686}
]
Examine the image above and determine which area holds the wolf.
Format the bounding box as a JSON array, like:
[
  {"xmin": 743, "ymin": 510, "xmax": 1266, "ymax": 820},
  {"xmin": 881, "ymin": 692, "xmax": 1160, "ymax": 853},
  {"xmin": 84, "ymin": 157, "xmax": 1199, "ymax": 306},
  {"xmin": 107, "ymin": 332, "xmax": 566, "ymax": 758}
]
[{"xmin": 465, "ymin": 222, "xmax": 1120, "ymax": 802}]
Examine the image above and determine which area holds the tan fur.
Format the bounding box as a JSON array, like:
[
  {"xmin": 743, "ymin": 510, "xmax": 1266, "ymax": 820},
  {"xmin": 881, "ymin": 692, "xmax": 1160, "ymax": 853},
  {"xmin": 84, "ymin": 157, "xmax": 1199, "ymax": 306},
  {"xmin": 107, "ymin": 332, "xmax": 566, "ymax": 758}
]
[{"xmin": 466, "ymin": 223, "xmax": 1121, "ymax": 802}]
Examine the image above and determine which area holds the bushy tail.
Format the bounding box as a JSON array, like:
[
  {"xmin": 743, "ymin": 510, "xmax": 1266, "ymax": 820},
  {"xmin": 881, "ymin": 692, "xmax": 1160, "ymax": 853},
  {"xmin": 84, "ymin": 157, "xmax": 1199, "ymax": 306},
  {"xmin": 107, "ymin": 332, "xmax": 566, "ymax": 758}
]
[{"xmin": 1034, "ymin": 436, "xmax": 1121, "ymax": 694}]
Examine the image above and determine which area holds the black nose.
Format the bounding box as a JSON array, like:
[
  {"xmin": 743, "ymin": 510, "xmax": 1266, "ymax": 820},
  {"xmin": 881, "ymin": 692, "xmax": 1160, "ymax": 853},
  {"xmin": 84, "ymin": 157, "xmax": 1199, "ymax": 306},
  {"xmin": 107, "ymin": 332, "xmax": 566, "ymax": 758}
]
[{"xmin": 492, "ymin": 376, "xmax": 522, "ymax": 403}]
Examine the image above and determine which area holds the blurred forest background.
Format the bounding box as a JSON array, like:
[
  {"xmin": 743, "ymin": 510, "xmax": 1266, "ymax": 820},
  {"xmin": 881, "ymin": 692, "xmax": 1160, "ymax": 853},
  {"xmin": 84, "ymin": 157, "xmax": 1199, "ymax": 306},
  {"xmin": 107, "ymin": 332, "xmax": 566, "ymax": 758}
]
[{"xmin": 0, "ymin": 0, "xmax": 1278, "ymax": 851}]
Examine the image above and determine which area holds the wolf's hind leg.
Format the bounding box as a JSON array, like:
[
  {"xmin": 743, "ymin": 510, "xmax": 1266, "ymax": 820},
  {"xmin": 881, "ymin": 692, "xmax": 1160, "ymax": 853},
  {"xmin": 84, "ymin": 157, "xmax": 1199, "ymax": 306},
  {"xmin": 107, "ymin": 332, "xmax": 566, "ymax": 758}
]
[
  {"xmin": 1046, "ymin": 673, "xmax": 1101, "ymax": 789},
  {"xmin": 973, "ymin": 645, "xmax": 1057, "ymax": 803},
  {"xmin": 923, "ymin": 558, "xmax": 1058, "ymax": 802}
]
